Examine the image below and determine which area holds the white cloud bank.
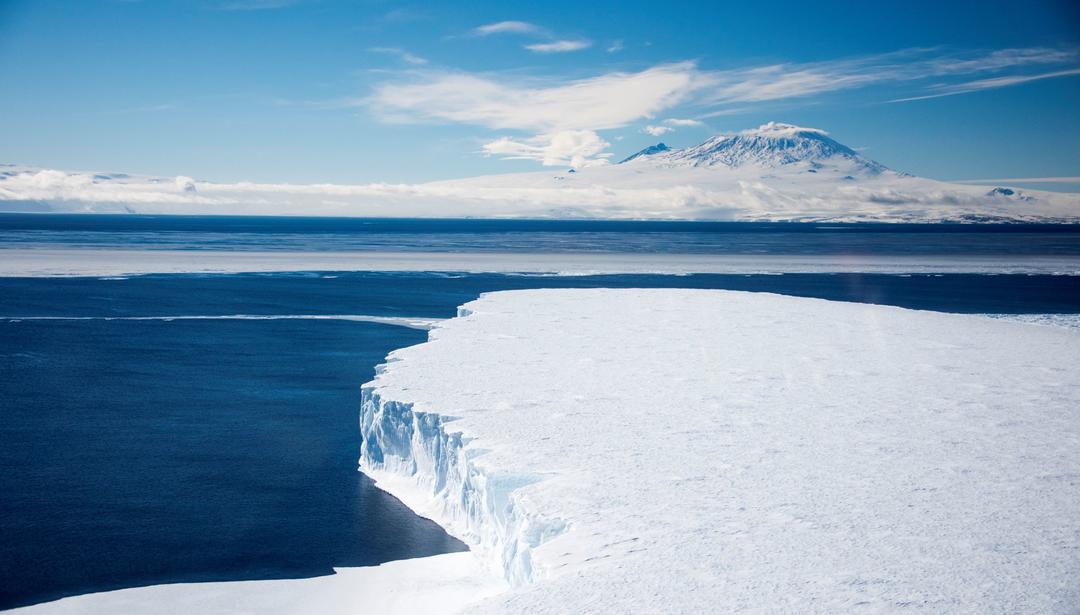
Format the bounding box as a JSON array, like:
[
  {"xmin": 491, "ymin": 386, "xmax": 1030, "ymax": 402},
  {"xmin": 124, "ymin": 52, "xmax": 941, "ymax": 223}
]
[
  {"xmin": 481, "ymin": 131, "xmax": 611, "ymax": 167},
  {"xmin": 3, "ymin": 154, "xmax": 1077, "ymax": 222},
  {"xmin": 366, "ymin": 63, "xmax": 696, "ymax": 165},
  {"xmin": 366, "ymin": 63, "xmax": 698, "ymax": 133}
]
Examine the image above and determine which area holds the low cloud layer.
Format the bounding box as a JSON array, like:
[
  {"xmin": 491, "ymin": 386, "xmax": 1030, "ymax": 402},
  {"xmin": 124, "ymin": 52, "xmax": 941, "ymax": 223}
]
[{"xmin": 3, "ymin": 161, "xmax": 1077, "ymax": 223}]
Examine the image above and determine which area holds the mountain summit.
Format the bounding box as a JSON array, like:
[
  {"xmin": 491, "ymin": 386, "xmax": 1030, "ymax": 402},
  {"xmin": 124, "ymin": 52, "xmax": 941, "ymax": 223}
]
[{"xmin": 622, "ymin": 122, "xmax": 885, "ymax": 174}]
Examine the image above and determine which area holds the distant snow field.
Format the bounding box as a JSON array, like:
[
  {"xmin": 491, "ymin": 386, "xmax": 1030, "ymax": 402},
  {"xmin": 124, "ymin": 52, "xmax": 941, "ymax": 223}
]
[
  {"xmin": 3, "ymin": 248, "xmax": 1080, "ymax": 277},
  {"xmin": 3, "ymin": 123, "xmax": 1078, "ymax": 222},
  {"xmin": 359, "ymin": 289, "xmax": 1080, "ymax": 613}
]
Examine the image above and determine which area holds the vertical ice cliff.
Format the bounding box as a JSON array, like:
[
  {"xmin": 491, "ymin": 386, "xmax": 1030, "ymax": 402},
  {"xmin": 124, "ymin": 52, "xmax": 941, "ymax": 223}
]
[{"xmin": 359, "ymin": 353, "xmax": 566, "ymax": 585}]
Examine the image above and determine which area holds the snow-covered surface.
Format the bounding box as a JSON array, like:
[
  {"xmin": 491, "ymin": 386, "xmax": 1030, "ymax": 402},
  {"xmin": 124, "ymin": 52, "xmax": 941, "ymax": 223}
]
[
  {"xmin": 3, "ymin": 124, "xmax": 1078, "ymax": 221},
  {"xmin": 361, "ymin": 289, "xmax": 1080, "ymax": 613},
  {"xmin": 9, "ymin": 553, "xmax": 504, "ymax": 615},
  {"xmin": 2, "ymin": 248, "xmax": 1080, "ymax": 277}
]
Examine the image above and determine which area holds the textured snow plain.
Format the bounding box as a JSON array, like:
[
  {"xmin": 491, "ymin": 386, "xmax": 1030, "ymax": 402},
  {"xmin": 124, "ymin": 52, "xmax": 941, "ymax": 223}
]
[{"xmin": 361, "ymin": 289, "xmax": 1080, "ymax": 613}]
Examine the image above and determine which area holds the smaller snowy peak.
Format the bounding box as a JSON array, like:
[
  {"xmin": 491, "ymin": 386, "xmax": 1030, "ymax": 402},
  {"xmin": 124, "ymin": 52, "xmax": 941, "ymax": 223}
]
[
  {"xmin": 987, "ymin": 186, "xmax": 1033, "ymax": 201},
  {"xmin": 618, "ymin": 143, "xmax": 672, "ymax": 164}
]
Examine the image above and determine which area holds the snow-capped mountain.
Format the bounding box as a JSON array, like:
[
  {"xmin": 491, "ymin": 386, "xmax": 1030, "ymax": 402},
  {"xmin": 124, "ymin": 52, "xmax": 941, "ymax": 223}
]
[
  {"xmin": 622, "ymin": 122, "xmax": 886, "ymax": 174},
  {"xmin": 1, "ymin": 123, "xmax": 1077, "ymax": 222}
]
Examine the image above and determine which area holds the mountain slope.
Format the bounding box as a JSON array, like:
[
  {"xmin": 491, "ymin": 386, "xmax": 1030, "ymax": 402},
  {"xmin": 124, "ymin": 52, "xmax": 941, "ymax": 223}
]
[{"xmin": 618, "ymin": 143, "xmax": 672, "ymax": 164}]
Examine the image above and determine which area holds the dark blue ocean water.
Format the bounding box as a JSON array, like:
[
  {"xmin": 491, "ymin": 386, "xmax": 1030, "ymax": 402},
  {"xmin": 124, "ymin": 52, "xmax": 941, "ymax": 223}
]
[
  {"xmin": 1, "ymin": 217, "xmax": 1079, "ymax": 609},
  {"xmin": 2, "ymin": 214, "xmax": 1080, "ymax": 255}
]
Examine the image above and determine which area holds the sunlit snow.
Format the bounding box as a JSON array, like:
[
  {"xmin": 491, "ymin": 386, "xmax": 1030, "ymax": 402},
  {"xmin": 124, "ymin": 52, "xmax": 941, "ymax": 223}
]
[{"xmin": 360, "ymin": 289, "xmax": 1080, "ymax": 613}]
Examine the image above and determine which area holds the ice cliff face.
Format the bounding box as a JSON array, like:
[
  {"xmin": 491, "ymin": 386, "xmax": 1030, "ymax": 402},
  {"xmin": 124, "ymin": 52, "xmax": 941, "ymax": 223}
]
[{"xmin": 359, "ymin": 341, "xmax": 567, "ymax": 585}]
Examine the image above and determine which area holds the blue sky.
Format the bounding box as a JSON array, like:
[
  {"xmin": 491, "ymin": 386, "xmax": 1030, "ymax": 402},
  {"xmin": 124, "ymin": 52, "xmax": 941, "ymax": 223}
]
[{"xmin": 1, "ymin": 0, "xmax": 1078, "ymax": 184}]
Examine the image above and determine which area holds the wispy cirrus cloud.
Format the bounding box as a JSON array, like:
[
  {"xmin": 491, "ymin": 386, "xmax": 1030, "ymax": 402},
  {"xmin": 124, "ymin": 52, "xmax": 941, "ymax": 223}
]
[
  {"xmin": 469, "ymin": 20, "xmax": 591, "ymax": 54},
  {"xmin": 369, "ymin": 47, "xmax": 428, "ymax": 66},
  {"xmin": 525, "ymin": 40, "xmax": 592, "ymax": 53},
  {"xmin": 664, "ymin": 118, "xmax": 704, "ymax": 127},
  {"xmin": 642, "ymin": 118, "xmax": 705, "ymax": 137},
  {"xmin": 923, "ymin": 47, "xmax": 1077, "ymax": 75},
  {"xmin": 696, "ymin": 47, "xmax": 1077, "ymax": 106},
  {"xmin": 888, "ymin": 67, "xmax": 1080, "ymax": 103},
  {"xmin": 471, "ymin": 20, "xmax": 545, "ymax": 36},
  {"xmin": 216, "ymin": 0, "xmax": 302, "ymax": 10},
  {"xmin": 952, "ymin": 176, "xmax": 1080, "ymax": 184}
]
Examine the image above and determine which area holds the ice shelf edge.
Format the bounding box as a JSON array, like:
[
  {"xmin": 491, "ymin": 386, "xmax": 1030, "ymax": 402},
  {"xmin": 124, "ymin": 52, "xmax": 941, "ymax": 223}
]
[{"xmin": 358, "ymin": 312, "xmax": 567, "ymax": 586}]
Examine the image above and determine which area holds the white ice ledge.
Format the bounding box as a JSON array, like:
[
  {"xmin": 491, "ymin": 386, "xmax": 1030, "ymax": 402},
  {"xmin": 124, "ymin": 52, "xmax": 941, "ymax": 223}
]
[{"xmin": 359, "ymin": 289, "xmax": 1080, "ymax": 613}]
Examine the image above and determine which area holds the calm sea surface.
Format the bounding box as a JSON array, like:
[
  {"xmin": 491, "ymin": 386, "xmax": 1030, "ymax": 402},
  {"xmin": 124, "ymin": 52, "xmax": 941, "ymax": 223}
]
[
  {"xmin": 2, "ymin": 214, "xmax": 1080, "ymax": 255},
  {"xmin": 1, "ymin": 216, "xmax": 1078, "ymax": 609}
]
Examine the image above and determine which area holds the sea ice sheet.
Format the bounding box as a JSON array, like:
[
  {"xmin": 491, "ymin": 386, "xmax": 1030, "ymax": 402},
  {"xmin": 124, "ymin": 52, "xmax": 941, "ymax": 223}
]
[{"xmin": 361, "ymin": 289, "xmax": 1080, "ymax": 613}]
